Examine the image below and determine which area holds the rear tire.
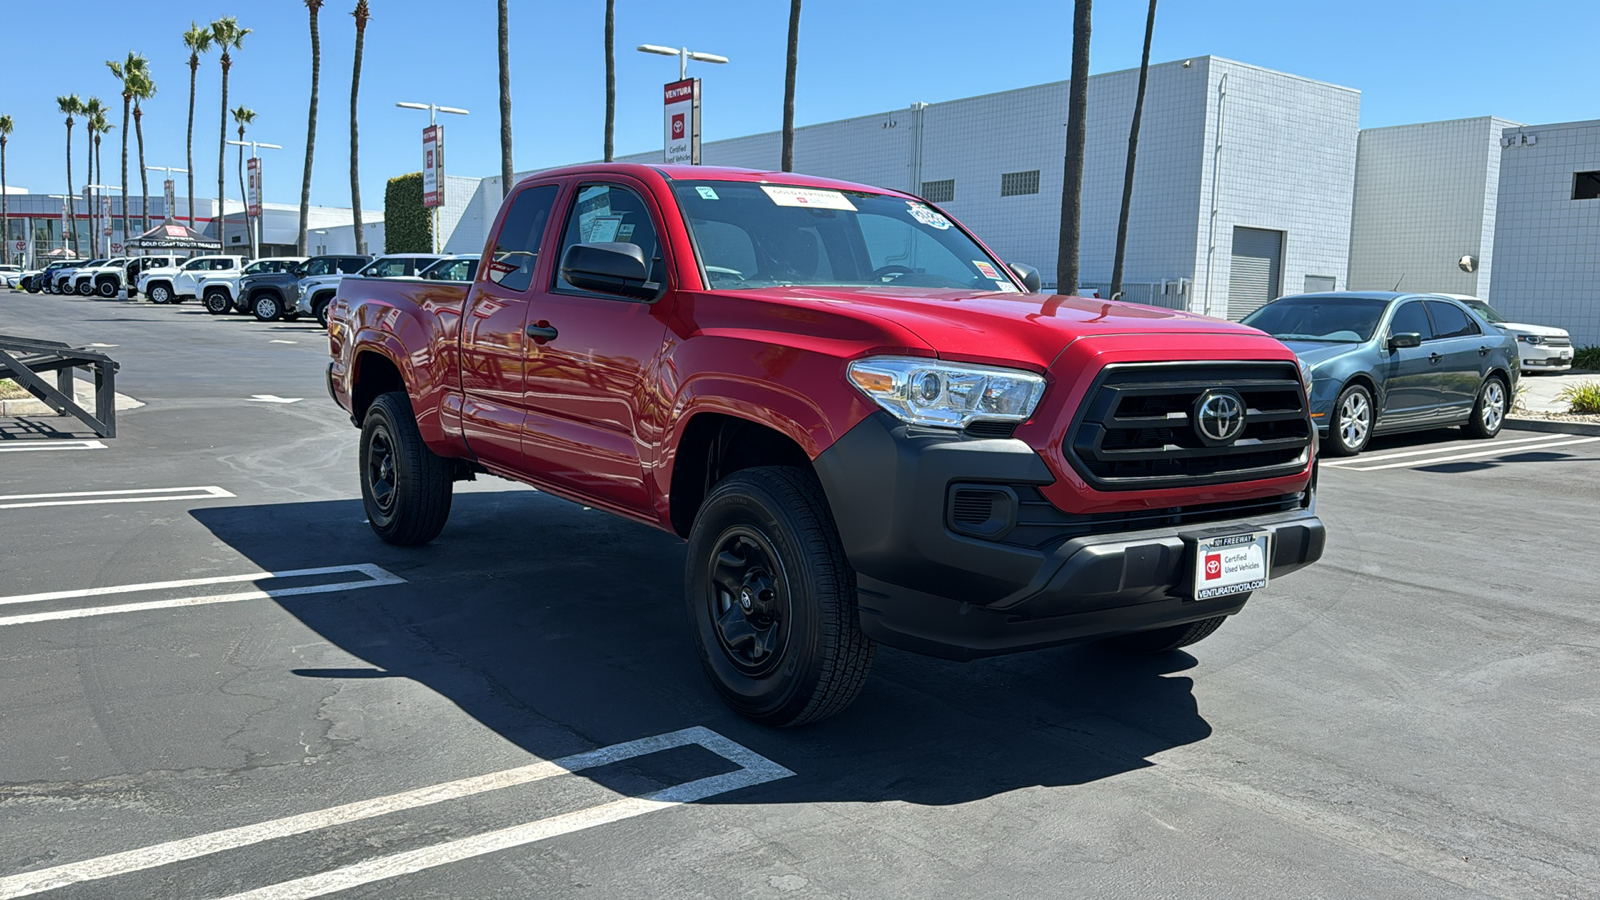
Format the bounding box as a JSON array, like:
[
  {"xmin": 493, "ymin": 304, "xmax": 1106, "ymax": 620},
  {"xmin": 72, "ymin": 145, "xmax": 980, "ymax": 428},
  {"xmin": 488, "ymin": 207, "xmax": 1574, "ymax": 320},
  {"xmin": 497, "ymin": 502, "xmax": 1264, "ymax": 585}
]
[
  {"xmin": 1323, "ymin": 383, "xmax": 1373, "ymax": 457},
  {"xmin": 1462, "ymin": 376, "xmax": 1508, "ymax": 439},
  {"xmin": 203, "ymin": 289, "xmax": 231, "ymax": 315},
  {"xmin": 1105, "ymin": 615, "xmax": 1229, "ymax": 653},
  {"xmin": 685, "ymin": 466, "xmax": 875, "ymax": 727},
  {"xmin": 360, "ymin": 392, "xmax": 453, "ymax": 546},
  {"xmin": 76, "ymin": 280, "xmax": 93, "ymax": 295},
  {"xmin": 252, "ymin": 294, "xmax": 282, "ymax": 322}
]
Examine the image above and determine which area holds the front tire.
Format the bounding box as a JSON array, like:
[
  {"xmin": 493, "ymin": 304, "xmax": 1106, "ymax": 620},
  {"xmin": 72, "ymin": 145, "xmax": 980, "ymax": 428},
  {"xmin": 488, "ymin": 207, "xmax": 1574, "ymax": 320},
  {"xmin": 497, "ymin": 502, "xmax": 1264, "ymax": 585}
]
[
  {"xmin": 360, "ymin": 392, "xmax": 453, "ymax": 546},
  {"xmin": 1462, "ymin": 376, "xmax": 1508, "ymax": 439},
  {"xmin": 148, "ymin": 283, "xmax": 172, "ymax": 304},
  {"xmin": 97, "ymin": 280, "xmax": 116, "ymax": 298},
  {"xmin": 314, "ymin": 297, "xmax": 333, "ymax": 329},
  {"xmin": 685, "ymin": 466, "xmax": 875, "ymax": 727},
  {"xmin": 252, "ymin": 294, "xmax": 282, "ymax": 322},
  {"xmin": 203, "ymin": 289, "xmax": 230, "ymax": 315},
  {"xmin": 76, "ymin": 280, "xmax": 93, "ymax": 295},
  {"xmin": 1105, "ymin": 615, "xmax": 1229, "ymax": 653},
  {"xmin": 1323, "ymin": 383, "xmax": 1374, "ymax": 457}
]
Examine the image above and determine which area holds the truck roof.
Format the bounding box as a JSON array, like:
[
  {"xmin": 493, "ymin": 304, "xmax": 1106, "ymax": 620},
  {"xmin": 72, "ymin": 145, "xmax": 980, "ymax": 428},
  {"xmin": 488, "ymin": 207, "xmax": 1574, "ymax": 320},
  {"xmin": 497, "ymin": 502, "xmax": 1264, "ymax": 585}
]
[{"xmin": 519, "ymin": 163, "xmax": 917, "ymax": 200}]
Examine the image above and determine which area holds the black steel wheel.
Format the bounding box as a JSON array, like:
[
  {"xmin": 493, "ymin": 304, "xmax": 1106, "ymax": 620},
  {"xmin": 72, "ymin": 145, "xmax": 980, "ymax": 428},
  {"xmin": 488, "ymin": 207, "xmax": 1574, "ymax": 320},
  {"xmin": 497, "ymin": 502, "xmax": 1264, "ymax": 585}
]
[
  {"xmin": 685, "ymin": 466, "xmax": 874, "ymax": 727},
  {"xmin": 203, "ymin": 289, "xmax": 230, "ymax": 315},
  {"xmin": 360, "ymin": 391, "xmax": 453, "ymax": 545},
  {"xmin": 1105, "ymin": 614, "xmax": 1230, "ymax": 653}
]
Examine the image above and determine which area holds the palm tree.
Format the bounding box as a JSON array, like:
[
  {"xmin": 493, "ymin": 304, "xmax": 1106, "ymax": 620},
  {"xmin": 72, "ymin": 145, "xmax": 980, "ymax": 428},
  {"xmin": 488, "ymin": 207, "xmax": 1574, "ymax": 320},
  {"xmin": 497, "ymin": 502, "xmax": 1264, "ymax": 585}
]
[
  {"xmin": 212, "ymin": 17, "xmax": 251, "ymax": 253},
  {"xmin": 106, "ymin": 53, "xmax": 147, "ymax": 241},
  {"xmin": 497, "ymin": 0, "xmax": 513, "ymax": 195},
  {"xmin": 131, "ymin": 65, "xmax": 157, "ymax": 233},
  {"xmin": 298, "ymin": 0, "xmax": 326, "ymax": 255},
  {"xmin": 1056, "ymin": 0, "xmax": 1092, "ymax": 295},
  {"xmin": 233, "ymin": 106, "xmax": 257, "ymax": 257},
  {"xmin": 183, "ymin": 23, "xmax": 212, "ymax": 228},
  {"xmin": 0, "ymin": 115, "xmax": 13, "ymax": 265},
  {"xmin": 781, "ymin": 0, "xmax": 803, "ymax": 172},
  {"xmin": 350, "ymin": 0, "xmax": 370, "ymax": 253},
  {"xmin": 1110, "ymin": 0, "xmax": 1157, "ymax": 301},
  {"xmin": 603, "ymin": 0, "xmax": 614, "ymax": 162},
  {"xmin": 57, "ymin": 95, "xmax": 84, "ymax": 255},
  {"xmin": 92, "ymin": 111, "xmax": 113, "ymax": 253},
  {"xmin": 81, "ymin": 98, "xmax": 105, "ymax": 250}
]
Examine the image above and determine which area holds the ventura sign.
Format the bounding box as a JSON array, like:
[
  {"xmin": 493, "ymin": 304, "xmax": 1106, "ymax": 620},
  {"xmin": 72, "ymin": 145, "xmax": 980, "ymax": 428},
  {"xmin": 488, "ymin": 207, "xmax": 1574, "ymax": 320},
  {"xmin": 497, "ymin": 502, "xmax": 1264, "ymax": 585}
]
[
  {"xmin": 663, "ymin": 79, "xmax": 700, "ymax": 165},
  {"xmin": 423, "ymin": 125, "xmax": 444, "ymax": 208}
]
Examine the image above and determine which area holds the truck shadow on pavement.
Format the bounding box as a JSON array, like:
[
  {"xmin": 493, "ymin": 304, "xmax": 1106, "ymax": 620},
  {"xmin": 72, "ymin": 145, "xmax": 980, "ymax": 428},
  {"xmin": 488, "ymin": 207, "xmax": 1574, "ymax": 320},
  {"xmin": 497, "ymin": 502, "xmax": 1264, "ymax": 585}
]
[{"xmin": 191, "ymin": 490, "xmax": 1212, "ymax": 807}]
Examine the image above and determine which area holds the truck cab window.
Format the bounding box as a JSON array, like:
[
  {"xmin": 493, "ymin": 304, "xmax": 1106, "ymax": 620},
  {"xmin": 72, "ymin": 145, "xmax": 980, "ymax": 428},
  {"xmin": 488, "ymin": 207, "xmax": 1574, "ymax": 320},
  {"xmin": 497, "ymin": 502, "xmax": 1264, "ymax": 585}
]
[
  {"xmin": 554, "ymin": 183, "xmax": 663, "ymax": 294},
  {"xmin": 488, "ymin": 184, "xmax": 559, "ymax": 292}
]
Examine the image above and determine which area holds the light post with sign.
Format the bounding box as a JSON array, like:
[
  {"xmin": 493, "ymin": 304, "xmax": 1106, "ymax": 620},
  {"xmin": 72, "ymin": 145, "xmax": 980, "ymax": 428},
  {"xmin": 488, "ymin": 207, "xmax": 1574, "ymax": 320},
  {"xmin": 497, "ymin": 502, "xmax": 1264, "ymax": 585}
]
[
  {"xmin": 147, "ymin": 165, "xmax": 189, "ymax": 227},
  {"xmin": 84, "ymin": 184, "xmax": 124, "ymax": 256},
  {"xmin": 636, "ymin": 44, "xmax": 728, "ymax": 166},
  {"xmin": 226, "ymin": 140, "xmax": 282, "ymax": 259},
  {"xmin": 396, "ymin": 102, "xmax": 469, "ymax": 254}
]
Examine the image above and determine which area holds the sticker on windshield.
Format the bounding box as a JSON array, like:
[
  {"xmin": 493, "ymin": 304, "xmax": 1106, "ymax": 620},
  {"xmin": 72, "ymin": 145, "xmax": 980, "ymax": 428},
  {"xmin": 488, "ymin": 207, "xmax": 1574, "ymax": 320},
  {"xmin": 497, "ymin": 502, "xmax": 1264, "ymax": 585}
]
[
  {"xmin": 973, "ymin": 261, "xmax": 1001, "ymax": 280},
  {"xmin": 586, "ymin": 215, "xmax": 623, "ymax": 243},
  {"xmin": 993, "ymin": 282, "xmax": 1020, "ymax": 293},
  {"xmin": 760, "ymin": 186, "xmax": 857, "ymax": 210},
  {"xmin": 907, "ymin": 202, "xmax": 951, "ymax": 230},
  {"xmin": 695, "ymin": 186, "xmax": 720, "ymax": 201}
]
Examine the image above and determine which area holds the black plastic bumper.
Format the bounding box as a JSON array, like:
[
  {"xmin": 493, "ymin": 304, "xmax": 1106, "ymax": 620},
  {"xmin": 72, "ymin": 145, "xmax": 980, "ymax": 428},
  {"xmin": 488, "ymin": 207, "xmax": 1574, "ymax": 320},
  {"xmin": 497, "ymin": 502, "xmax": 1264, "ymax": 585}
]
[{"xmin": 813, "ymin": 412, "xmax": 1325, "ymax": 660}]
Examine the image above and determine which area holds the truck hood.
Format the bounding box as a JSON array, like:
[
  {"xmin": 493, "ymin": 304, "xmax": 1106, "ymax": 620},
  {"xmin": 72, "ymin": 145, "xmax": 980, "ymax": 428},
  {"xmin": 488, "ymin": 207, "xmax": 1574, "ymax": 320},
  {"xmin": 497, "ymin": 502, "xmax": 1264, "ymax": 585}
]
[{"xmin": 741, "ymin": 286, "xmax": 1275, "ymax": 369}]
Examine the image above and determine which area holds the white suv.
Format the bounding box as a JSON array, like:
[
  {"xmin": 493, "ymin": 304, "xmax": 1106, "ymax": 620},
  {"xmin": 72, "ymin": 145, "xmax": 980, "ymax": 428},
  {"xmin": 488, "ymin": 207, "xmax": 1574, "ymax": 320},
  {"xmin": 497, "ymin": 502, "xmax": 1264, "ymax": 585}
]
[{"xmin": 138, "ymin": 255, "xmax": 246, "ymax": 304}]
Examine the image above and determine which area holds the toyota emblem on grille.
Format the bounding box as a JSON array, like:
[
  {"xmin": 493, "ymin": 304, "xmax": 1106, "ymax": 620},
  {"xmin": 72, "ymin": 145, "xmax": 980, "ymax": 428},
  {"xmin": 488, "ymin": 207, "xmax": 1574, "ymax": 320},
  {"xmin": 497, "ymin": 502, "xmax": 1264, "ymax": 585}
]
[{"xmin": 1193, "ymin": 390, "xmax": 1246, "ymax": 445}]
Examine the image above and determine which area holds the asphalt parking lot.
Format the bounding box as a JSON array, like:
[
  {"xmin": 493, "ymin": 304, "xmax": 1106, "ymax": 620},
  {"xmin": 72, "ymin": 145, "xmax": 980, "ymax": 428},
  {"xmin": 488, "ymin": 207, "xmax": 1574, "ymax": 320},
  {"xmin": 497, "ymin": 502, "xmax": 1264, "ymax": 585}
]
[{"xmin": 2, "ymin": 291, "xmax": 1598, "ymax": 899}]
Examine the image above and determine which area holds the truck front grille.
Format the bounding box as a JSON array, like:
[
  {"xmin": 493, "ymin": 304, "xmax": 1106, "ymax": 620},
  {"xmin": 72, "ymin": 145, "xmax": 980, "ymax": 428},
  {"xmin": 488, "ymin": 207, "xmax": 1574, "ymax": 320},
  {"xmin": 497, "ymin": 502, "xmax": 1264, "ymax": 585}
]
[{"xmin": 1066, "ymin": 362, "xmax": 1312, "ymax": 490}]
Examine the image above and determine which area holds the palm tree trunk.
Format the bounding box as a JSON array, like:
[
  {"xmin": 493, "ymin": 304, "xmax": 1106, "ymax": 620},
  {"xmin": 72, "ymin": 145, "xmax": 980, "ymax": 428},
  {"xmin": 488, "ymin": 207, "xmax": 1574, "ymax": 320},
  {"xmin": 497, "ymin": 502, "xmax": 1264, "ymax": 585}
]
[
  {"xmin": 219, "ymin": 53, "xmax": 231, "ymax": 255},
  {"xmin": 120, "ymin": 95, "xmax": 131, "ymax": 241},
  {"xmin": 298, "ymin": 3, "xmax": 322, "ymax": 255},
  {"xmin": 136, "ymin": 105, "xmax": 150, "ymax": 233},
  {"xmin": 1056, "ymin": 0, "xmax": 1092, "ymax": 295},
  {"xmin": 187, "ymin": 61, "xmax": 198, "ymax": 227},
  {"xmin": 350, "ymin": 7, "xmax": 366, "ymax": 255},
  {"xmin": 782, "ymin": 0, "xmax": 802, "ymax": 172},
  {"xmin": 497, "ymin": 0, "xmax": 513, "ymax": 196},
  {"xmin": 65, "ymin": 124, "xmax": 77, "ymax": 255},
  {"xmin": 1110, "ymin": 0, "xmax": 1157, "ymax": 300},
  {"xmin": 603, "ymin": 0, "xmax": 614, "ymax": 162}
]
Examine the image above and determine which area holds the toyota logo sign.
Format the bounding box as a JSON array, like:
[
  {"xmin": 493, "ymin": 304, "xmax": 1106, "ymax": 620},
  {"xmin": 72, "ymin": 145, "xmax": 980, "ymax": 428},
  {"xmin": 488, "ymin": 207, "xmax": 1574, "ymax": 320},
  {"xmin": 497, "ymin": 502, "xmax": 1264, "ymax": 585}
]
[{"xmin": 1193, "ymin": 390, "xmax": 1246, "ymax": 445}]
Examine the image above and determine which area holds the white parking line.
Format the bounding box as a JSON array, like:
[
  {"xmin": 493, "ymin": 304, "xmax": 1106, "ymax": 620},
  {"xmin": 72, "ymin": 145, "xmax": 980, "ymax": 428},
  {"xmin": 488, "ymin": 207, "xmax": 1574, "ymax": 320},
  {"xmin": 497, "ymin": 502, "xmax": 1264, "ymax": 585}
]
[
  {"xmin": 1321, "ymin": 432, "xmax": 1576, "ymax": 467},
  {"xmin": 0, "ymin": 727, "xmax": 792, "ymax": 899},
  {"xmin": 0, "ymin": 564, "xmax": 404, "ymax": 628},
  {"xmin": 0, "ymin": 440, "xmax": 107, "ymax": 453},
  {"xmin": 1339, "ymin": 436, "xmax": 1600, "ymax": 472},
  {"xmin": 0, "ymin": 486, "xmax": 234, "ymax": 510}
]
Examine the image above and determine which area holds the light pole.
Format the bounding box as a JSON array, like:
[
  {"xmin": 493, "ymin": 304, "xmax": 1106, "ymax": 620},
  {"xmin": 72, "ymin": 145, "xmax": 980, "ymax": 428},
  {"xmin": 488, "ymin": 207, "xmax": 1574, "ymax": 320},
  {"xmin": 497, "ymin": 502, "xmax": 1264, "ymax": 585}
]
[
  {"xmin": 226, "ymin": 139, "xmax": 282, "ymax": 259},
  {"xmin": 637, "ymin": 45, "xmax": 727, "ymax": 166},
  {"xmin": 83, "ymin": 184, "xmax": 123, "ymax": 257},
  {"xmin": 636, "ymin": 44, "xmax": 729, "ymax": 81},
  {"xmin": 396, "ymin": 102, "xmax": 468, "ymax": 254},
  {"xmin": 146, "ymin": 165, "xmax": 189, "ymax": 227}
]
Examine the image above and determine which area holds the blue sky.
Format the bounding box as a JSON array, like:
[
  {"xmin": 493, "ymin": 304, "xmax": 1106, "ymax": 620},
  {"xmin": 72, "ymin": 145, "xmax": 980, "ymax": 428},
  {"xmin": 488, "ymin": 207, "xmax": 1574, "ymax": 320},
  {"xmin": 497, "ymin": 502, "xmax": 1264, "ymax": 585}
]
[{"xmin": 0, "ymin": 0, "xmax": 1593, "ymax": 211}]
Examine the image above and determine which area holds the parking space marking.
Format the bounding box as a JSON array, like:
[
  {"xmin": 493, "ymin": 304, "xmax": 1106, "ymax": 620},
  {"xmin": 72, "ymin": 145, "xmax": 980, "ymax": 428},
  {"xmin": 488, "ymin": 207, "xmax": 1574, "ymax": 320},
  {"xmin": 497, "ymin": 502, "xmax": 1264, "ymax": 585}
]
[
  {"xmin": 248, "ymin": 395, "xmax": 303, "ymax": 404},
  {"xmin": 0, "ymin": 564, "xmax": 403, "ymax": 628},
  {"xmin": 0, "ymin": 440, "xmax": 107, "ymax": 454},
  {"xmin": 0, "ymin": 486, "xmax": 234, "ymax": 510},
  {"xmin": 1320, "ymin": 432, "xmax": 1575, "ymax": 467},
  {"xmin": 0, "ymin": 727, "xmax": 792, "ymax": 899},
  {"xmin": 268, "ymin": 340, "xmax": 298, "ymax": 345},
  {"xmin": 1334, "ymin": 436, "xmax": 1600, "ymax": 472}
]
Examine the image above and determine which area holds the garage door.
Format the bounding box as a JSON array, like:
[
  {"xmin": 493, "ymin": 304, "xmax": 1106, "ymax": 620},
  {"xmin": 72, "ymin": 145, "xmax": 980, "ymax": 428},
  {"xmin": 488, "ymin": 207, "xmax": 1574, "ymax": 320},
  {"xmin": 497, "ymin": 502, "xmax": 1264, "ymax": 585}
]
[{"xmin": 1227, "ymin": 226, "xmax": 1284, "ymax": 321}]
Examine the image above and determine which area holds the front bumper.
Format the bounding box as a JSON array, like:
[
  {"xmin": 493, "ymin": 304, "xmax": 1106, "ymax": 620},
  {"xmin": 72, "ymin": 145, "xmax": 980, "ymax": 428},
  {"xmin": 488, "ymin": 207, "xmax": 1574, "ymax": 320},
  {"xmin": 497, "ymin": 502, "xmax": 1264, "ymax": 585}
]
[
  {"xmin": 1517, "ymin": 343, "xmax": 1572, "ymax": 370},
  {"xmin": 813, "ymin": 412, "xmax": 1324, "ymax": 660}
]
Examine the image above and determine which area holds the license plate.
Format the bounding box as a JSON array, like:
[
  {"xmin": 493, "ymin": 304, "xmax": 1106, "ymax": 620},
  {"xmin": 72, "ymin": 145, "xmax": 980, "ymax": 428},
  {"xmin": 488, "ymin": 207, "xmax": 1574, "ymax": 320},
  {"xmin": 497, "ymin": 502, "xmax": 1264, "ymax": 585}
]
[{"xmin": 1192, "ymin": 531, "xmax": 1270, "ymax": 601}]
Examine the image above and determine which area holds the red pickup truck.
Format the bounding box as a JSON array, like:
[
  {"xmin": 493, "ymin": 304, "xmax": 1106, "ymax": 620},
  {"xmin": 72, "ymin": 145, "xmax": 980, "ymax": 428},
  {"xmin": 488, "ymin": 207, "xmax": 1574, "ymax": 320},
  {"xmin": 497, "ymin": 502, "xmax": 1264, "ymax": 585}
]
[{"xmin": 328, "ymin": 163, "xmax": 1324, "ymax": 726}]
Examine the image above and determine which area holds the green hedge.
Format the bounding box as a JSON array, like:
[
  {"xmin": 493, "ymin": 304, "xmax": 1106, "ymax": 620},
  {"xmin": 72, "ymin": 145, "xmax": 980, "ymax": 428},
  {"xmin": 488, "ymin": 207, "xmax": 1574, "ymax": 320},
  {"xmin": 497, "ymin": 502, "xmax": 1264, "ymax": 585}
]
[{"xmin": 384, "ymin": 172, "xmax": 432, "ymax": 253}]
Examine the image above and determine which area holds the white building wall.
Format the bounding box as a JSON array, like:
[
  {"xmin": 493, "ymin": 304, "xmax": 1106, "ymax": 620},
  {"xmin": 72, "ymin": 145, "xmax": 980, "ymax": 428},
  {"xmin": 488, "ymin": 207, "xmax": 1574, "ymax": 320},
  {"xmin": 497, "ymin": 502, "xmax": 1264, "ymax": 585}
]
[
  {"xmin": 1491, "ymin": 120, "xmax": 1600, "ymax": 345},
  {"xmin": 1193, "ymin": 59, "xmax": 1360, "ymax": 318},
  {"xmin": 1347, "ymin": 117, "xmax": 1519, "ymax": 298}
]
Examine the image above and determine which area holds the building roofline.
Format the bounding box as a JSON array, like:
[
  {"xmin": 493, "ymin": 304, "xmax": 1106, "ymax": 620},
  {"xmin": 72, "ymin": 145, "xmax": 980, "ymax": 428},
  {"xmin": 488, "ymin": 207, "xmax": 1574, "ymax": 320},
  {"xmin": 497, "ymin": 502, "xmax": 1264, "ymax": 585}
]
[
  {"xmin": 1501, "ymin": 117, "xmax": 1600, "ymax": 133},
  {"xmin": 1359, "ymin": 115, "xmax": 1525, "ymax": 135}
]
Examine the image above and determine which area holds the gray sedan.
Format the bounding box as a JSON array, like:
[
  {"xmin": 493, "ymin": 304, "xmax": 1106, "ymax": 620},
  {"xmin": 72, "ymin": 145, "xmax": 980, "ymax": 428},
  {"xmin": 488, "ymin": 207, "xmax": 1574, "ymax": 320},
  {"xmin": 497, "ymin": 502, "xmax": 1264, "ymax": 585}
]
[{"xmin": 1242, "ymin": 292, "xmax": 1519, "ymax": 456}]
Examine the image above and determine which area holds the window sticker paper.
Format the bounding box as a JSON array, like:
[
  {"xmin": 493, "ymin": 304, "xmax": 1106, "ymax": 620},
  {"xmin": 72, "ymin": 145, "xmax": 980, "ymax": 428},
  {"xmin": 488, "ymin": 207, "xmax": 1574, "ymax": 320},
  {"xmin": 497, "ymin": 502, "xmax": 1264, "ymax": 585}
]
[{"xmin": 760, "ymin": 186, "xmax": 858, "ymax": 210}]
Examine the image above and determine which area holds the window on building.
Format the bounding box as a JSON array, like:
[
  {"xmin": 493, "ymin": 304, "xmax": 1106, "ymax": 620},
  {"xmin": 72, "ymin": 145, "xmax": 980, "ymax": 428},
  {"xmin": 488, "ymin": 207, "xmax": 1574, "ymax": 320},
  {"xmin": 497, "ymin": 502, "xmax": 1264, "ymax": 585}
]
[
  {"xmin": 1573, "ymin": 171, "xmax": 1600, "ymax": 200},
  {"xmin": 1000, "ymin": 170, "xmax": 1041, "ymax": 197},
  {"xmin": 920, "ymin": 180, "xmax": 955, "ymax": 204}
]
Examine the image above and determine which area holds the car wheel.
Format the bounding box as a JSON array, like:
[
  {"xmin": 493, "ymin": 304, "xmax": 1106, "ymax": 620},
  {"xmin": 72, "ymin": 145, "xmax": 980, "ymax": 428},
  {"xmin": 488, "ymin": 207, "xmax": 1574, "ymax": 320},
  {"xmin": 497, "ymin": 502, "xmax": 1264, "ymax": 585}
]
[
  {"xmin": 360, "ymin": 392, "xmax": 453, "ymax": 546},
  {"xmin": 1105, "ymin": 615, "xmax": 1229, "ymax": 653},
  {"xmin": 76, "ymin": 281, "xmax": 93, "ymax": 295},
  {"xmin": 1323, "ymin": 383, "xmax": 1374, "ymax": 457},
  {"xmin": 148, "ymin": 283, "xmax": 172, "ymax": 304},
  {"xmin": 25, "ymin": 280, "xmax": 40, "ymax": 294},
  {"xmin": 1463, "ymin": 376, "xmax": 1508, "ymax": 439},
  {"xmin": 97, "ymin": 280, "xmax": 116, "ymax": 298},
  {"xmin": 315, "ymin": 298, "xmax": 332, "ymax": 329},
  {"xmin": 685, "ymin": 466, "xmax": 875, "ymax": 727},
  {"xmin": 203, "ymin": 289, "xmax": 231, "ymax": 315},
  {"xmin": 252, "ymin": 294, "xmax": 282, "ymax": 321}
]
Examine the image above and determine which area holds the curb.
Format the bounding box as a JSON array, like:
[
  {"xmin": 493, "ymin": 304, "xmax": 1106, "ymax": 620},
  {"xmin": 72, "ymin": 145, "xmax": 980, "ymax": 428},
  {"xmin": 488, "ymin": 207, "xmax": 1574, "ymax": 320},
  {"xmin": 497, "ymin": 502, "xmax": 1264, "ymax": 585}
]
[
  {"xmin": 1, "ymin": 390, "xmax": 144, "ymax": 417},
  {"xmin": 1505, "ymin": 417, "xmax": 1600, "ymax": 437}
]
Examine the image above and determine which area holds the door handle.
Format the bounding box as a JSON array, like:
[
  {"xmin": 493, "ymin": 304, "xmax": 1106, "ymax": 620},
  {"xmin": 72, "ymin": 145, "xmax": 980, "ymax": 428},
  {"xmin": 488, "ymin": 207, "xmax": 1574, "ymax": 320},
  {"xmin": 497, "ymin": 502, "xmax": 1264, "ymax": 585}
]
[
  {"xmin": 525, "ymin": 321, "xmax": 558, "ymax": 344},
  {"xmin": 1428, "ymin": 352, "xmax": 1443, "ymax": 364},
  {"xmin": 1478, "ymin": 346, "xmax": 1490, "ymax": 356}
]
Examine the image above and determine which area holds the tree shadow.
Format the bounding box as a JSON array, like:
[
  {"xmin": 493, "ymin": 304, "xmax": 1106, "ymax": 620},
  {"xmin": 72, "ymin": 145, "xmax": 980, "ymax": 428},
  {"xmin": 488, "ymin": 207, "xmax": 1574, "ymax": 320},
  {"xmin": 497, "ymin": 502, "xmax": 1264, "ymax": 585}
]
[{"xmin": 190, "ymin": 489, "xmax": 1213, "ymax": 806}]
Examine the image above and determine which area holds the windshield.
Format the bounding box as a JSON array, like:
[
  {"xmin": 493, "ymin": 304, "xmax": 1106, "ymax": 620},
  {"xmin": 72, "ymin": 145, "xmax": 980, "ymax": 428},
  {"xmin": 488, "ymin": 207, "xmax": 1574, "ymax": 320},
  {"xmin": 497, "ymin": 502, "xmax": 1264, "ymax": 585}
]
[
  {"xmin": 670, "ymin": 181, "xmax": 1021, "ymax": 292},
  {"xmin": 1460, "ymin": 298, "xmax": 1507, "ymax": 324},
  {"xmin": 1242, "ymin": 296, "xmax": 1390, "ymax": 343}
]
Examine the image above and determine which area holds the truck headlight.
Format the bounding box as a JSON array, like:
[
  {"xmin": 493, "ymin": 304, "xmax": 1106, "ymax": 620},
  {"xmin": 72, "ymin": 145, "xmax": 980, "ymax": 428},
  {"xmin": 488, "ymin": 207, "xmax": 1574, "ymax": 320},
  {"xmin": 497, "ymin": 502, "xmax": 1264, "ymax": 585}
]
[{"xmin": 846, "ymin": 356, "xmax": 1046, "ymax": 429}]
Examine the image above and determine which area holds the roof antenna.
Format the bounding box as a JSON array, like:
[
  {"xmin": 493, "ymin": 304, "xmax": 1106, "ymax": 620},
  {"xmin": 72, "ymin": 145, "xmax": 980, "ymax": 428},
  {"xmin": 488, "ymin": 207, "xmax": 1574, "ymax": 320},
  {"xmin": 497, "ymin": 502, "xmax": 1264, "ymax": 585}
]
[{"xmin": 1392, "ymin": 273, "xmax": 1405, "ymax": 291}]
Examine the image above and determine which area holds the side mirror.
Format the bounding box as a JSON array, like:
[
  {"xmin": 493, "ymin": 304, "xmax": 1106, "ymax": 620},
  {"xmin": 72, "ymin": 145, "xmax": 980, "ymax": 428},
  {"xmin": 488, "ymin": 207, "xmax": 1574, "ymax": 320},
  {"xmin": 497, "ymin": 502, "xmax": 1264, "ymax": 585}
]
[
  {"xmin": 560, "ymin": 242, "xmax": 658, "ymax": 301},
  {"xmin": 1388, "ymin": 332, "xmax": 1422, "ymax": 351},
  {"xmin": 1009, "ymin": 262, "xmax": 1042, "ymax": 294}
]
